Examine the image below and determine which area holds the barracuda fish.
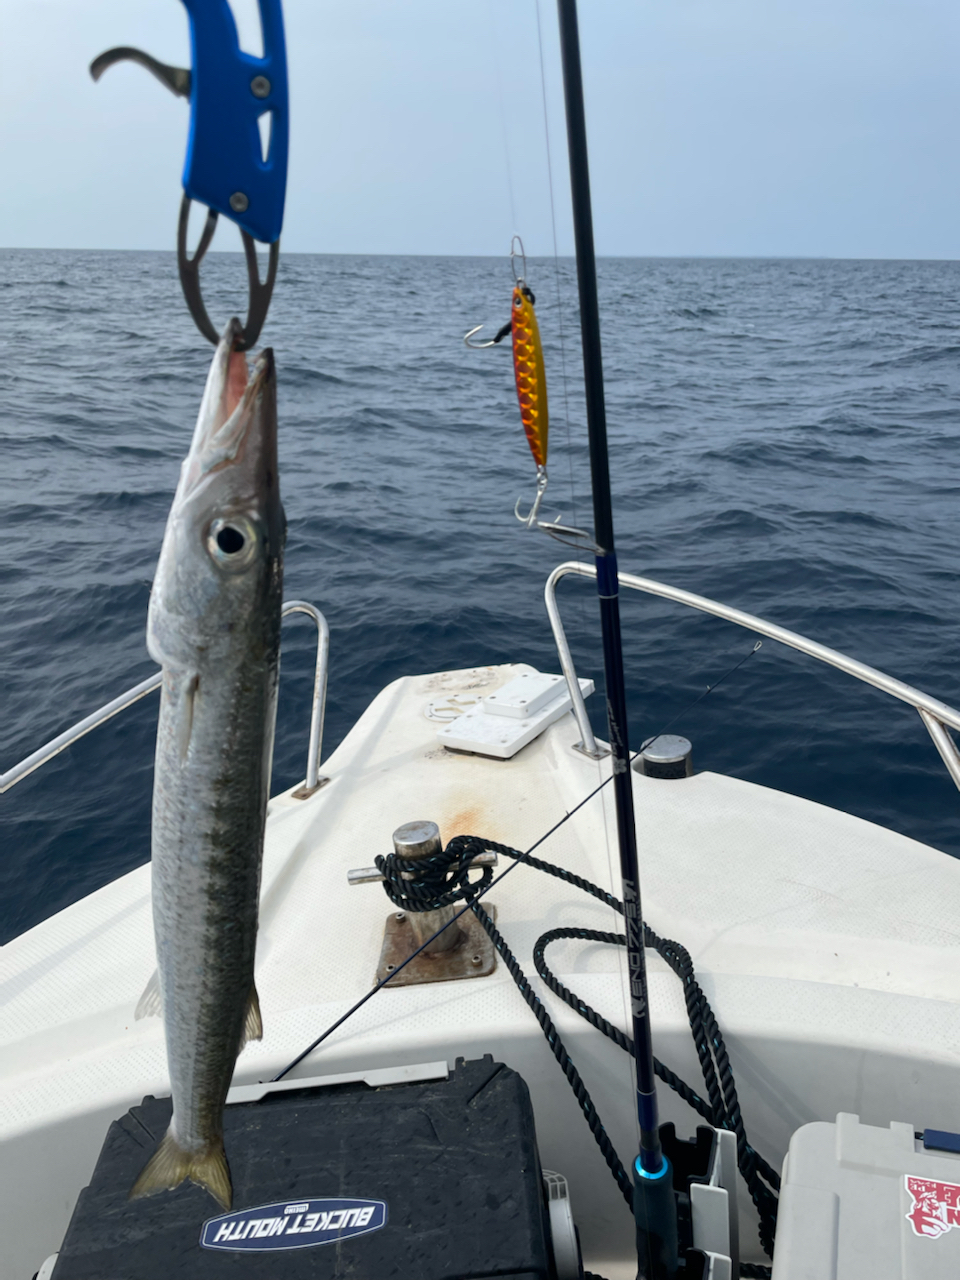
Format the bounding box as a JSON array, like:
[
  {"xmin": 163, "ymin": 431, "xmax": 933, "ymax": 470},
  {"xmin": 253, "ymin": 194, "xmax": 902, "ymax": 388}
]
[{"xmin": 131, "ymin": 317, "xmax": 285, "ymax": 1209}]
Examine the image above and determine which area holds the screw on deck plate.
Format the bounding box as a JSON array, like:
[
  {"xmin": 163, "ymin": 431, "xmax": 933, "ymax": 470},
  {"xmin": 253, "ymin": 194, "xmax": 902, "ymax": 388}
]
[
  {"xmin": 250, "ymin": 75, "xmax": 271, "ymax": 98},
  {"xmin": 230, "ymin": 191, "xmax": 249, "ymax": 213}
]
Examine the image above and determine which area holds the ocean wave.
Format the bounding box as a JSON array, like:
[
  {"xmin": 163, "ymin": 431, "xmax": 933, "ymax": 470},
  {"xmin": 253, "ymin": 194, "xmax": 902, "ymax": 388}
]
[{"xmin": 3, "ymin": 249, "xmax": 960, "ymax": 939}]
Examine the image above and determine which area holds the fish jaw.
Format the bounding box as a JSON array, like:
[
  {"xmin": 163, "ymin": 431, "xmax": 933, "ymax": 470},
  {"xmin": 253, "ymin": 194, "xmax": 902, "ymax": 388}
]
[{"xmin": 147, "ymin": 321, "xmax": 284, "ymax": 674}]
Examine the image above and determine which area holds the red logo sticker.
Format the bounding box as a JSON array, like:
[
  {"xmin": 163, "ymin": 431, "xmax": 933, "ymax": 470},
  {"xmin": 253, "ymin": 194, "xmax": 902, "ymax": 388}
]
[{"xmin": 905, "ymin": 1175, "xmax": 960, "ymax": 1238}]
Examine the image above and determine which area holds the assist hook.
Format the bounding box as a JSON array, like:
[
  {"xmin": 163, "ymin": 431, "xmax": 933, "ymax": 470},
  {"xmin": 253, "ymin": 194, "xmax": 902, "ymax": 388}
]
[{"xmin": 90, "ymin": 0, "xmax": 289, "ymax": 351}]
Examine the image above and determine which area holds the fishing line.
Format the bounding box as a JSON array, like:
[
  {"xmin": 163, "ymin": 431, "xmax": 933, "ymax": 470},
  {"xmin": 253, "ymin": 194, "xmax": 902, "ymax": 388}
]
[
  {"xmin": 485, "ymin": 0, "xmax": 518, "ymax": 237},
  {"xmin": 271, "ymin": 634, "xmax": 762, "ymax": 1082},
  {"xmin": 534, "ymin": 0, "xmax": 580, "ymax": 540}
]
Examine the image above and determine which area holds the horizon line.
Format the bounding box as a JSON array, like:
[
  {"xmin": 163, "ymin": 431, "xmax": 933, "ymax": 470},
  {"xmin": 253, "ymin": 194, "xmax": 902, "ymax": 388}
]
[{"xmin": 1, "ymin": 247, "xmax": 959, "ymax": 264}]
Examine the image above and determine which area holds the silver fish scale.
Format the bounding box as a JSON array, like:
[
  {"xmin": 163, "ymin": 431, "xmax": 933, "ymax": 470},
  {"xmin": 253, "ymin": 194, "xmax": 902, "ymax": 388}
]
[
  {"xmin": 138, "ymin": 323, "xmax": 285, "ymax": 1204},
  {"xmin": 152, "ymin": 613, "xmax": 280, "ymax": 1147}
]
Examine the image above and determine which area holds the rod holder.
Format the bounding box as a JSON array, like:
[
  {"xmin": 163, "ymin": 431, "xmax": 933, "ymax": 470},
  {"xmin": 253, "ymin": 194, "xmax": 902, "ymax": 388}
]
[{"xmin": 635, "ymin": 735, "xmax": 693, "ymax": 780}]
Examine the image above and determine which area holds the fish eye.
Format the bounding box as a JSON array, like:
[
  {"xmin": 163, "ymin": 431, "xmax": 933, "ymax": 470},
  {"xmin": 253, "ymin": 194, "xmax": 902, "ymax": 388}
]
[
  {"xmin": 207, "ymin": 516, "xmax": 258, "ymax": 570},
  {"xmin": 216, "ymin": 525, "xmax": 245, "ymax": 555}
]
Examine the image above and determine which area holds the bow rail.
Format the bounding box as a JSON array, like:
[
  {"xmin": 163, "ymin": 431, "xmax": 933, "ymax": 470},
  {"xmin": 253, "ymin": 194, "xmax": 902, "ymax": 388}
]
[
  {"xmin": 545, "ymin": 561, "xmax": 960, "ymax": 792},
  {"xmin": 0, "ymin": 600, "xmax": 329, "ymax": 798}
]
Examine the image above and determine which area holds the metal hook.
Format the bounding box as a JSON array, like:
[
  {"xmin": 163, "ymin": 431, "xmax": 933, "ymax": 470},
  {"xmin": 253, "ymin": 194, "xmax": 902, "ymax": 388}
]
[
  {"xmin": 515, "ymin": 466, "xmax": 550, "ymax": 528},
  {"xmin": 536, "ymin": 517, "xmax": 600, "ymax": 553},
  {"xmin": 510, "ymin": 235, "xmax": 527, "ymax": 286},
  {"xmin": 464, "ymin": 320, "xmax": 513, "ymax": 349},
  {"xmin": 464, "ymin": 325, "xmax": 498, "ymax": 350},
  {"xmin": 514, "ymin": 469, "xmax": 600, "ymax": 549},
  {"xmin": 90, "ymin": 46, "xmax": 191, "ymax": 99},
  {"xmin": 177, "ymin": 195, "xmax": 279, "ymax": 351}
]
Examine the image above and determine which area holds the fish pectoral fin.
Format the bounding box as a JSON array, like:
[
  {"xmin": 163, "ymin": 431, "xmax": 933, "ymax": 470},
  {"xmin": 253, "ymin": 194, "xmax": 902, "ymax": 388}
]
[
  {"xmin": 239, "ymin": 983, "xmax": 263, "ymax": 1051},
  {"xmin": 176, "ymin": 672, "xmax": 200, "ymax": 763},
  {"xmin": 130, "ymin": 1126, "xmax": 232, "ymax": 1209},
  {"xmin": 134, "ymin": 970, "xmax": 162, "ymax": 1020}
]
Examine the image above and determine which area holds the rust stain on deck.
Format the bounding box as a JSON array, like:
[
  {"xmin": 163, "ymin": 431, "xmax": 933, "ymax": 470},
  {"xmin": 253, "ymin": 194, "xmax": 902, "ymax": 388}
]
[{"xmin": 439, "ymin": 803, "xmax": 501, "ymax": 846}]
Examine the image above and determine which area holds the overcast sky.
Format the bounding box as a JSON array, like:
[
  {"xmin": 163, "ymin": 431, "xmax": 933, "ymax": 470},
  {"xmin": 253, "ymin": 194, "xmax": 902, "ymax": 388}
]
[{"xmin": 1, "ymin": 0, "xmax": 958, "ymax": 258}]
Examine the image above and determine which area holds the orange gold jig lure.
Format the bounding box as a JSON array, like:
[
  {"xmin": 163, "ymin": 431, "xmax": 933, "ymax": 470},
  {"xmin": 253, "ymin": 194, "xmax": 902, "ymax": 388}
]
[{"xmin": 464, "ymin": 238, "xmax": 550, "ymax": 526}]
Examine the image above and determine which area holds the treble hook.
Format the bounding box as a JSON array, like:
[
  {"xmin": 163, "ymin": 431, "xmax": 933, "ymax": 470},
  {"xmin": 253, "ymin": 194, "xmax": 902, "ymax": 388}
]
[
  {"xmin": 515, "ymin": 466, "xmax": 550, "ymax": 528},
  {"xmin": 513, "ymin": 468, "xmax": 598, "ymax": 548}
]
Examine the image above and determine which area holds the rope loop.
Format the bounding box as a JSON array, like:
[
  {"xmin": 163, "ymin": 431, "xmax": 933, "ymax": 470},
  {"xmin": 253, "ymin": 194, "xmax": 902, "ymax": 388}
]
[
  {"xmin": 374, "ymin": 837, "xmax": 494, "ymax": 914},
  {"xmin": 447, "ymin": 833, "xmax": 779, "ymax": 1264}
]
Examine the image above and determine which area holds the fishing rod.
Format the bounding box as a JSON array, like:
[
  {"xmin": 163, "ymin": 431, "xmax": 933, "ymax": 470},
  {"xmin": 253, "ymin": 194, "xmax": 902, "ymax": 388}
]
[{"xmin": 554, "ymin": 1, "xmax": 679, "ymax": 1275}]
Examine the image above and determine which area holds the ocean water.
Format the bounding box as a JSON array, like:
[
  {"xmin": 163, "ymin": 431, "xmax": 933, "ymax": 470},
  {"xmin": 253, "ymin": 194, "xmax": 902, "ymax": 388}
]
[{"xmin": 2, "ymin": 251, "xmax": 959, "ymax": 944}]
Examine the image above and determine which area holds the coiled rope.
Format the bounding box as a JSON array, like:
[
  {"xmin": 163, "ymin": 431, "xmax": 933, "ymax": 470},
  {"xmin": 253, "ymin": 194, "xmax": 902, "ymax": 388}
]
[{"xmin": 375, "ymin": 833, "xmax": 778, "ymax": 1275}]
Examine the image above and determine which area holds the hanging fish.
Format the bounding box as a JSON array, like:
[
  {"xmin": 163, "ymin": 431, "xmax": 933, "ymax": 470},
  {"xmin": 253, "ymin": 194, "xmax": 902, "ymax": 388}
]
[{"xmin": 465, "ymin": 237, "xmax": 550, "ymax": 526}]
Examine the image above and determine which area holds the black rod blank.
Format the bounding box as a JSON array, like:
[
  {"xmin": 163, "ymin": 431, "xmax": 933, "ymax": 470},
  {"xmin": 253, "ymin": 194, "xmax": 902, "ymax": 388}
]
[{"xmin": 554, "ymin": 0, "xmax": 663, "ymax": 1176}]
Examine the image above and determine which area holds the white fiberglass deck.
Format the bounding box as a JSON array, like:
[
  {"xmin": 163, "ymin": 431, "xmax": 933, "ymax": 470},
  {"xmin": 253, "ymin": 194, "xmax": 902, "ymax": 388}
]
[{"xmin": 3, "ymin": 662, "xmax": 960, "ymax": 1278}]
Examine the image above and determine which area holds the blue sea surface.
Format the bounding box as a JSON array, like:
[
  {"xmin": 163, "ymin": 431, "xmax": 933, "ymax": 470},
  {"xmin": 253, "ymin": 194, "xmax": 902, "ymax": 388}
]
[{"xmin": 2, "ymin": 251, "xmax": 959, "ymax": 944}]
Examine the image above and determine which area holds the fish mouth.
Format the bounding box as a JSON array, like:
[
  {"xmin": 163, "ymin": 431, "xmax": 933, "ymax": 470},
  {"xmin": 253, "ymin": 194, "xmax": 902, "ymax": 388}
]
[{"xmin": 182, "ymin": 320, "xmax": 276, "ymax": 498}]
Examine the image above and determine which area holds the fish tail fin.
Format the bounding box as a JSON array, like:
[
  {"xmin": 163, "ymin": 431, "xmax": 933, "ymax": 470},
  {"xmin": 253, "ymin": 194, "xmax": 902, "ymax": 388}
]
[
  {"xmin": 239, "ymin": 983, "xmax": 263, "ymax": 1051},
  {"xmin": 129, "ymin": 1126, "xmax": 232, "ymax": 1209}
]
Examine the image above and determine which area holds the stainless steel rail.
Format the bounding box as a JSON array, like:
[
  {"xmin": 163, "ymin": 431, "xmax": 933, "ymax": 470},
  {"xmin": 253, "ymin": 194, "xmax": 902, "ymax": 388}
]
[
  {"xmin": 283, "ymin": 600, "xmax": 330, "ymax": 797},
  {"xmin": 545, "ymin": 561, "xmax": 960, "ymax": 790},
  {"xmin": 0, "ymin": 600, "xmax": 330, "ymax": 798}
]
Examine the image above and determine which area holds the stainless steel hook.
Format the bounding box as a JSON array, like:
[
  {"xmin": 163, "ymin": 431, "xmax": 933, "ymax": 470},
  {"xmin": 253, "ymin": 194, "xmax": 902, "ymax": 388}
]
[
  {"xmin": 464, "ymin": 325, "xmax": 498, "ymax": 350},
  {"xmin": 515, "ymin": 466, "xmax": 550, "ymax": 528},
  {"xmin": 464, "ymin": 320, "xmax": 513, "ymax": 349}
]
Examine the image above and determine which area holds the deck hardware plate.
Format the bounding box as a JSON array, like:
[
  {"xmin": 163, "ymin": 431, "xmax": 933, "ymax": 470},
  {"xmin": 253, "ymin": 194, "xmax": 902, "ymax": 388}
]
[
  {"xmin": 436, "ymin": 677, "xmax": 594, "ymax": 759},
  {"xmin": 483, "ymin": 671, "xmax": 567, "ymax": 719},
  {"xmin": 375, "ymin": 905, "xmax": 497, "ymax": 986}
]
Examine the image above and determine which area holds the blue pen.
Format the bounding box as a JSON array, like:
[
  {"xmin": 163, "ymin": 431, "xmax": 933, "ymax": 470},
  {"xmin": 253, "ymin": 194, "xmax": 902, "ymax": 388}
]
[{"xmin": 90, "ymin": 0, "xmax": 289, "ymax": 349}]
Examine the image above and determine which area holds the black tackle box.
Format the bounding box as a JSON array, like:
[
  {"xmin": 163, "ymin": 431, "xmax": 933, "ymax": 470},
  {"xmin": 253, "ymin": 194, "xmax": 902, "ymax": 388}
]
[{"xmin": 51, "ymin": 1056, "xmax": 557, "ymax": 1279}]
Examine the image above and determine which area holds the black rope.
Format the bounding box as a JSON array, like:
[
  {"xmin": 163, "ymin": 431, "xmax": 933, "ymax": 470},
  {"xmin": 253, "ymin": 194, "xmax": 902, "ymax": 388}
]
[
  {"xmin": 374, "ymin": 842, "xmax": 494, "ymax": 912},
  {"xmin": 374, "ymin": 840, "xmax": 634, "ymax": 1207},
  {"xmin": 440, "ymin": 835, "xmax": 779, "ymax": 1261},
  {"xmin": 472, "ymin": 896, "xmax": 636, "ymax": 1209}
]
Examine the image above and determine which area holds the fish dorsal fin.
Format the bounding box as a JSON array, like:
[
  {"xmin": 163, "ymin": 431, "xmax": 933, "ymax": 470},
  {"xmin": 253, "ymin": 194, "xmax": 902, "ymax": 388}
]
[
  {"xmin": 135, "ymin": 970, "xmax": 162, "ymax": 1020},
  {"xmin": 239, "ymin": 984, "xmax": 263, "ymax": 1051}
]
